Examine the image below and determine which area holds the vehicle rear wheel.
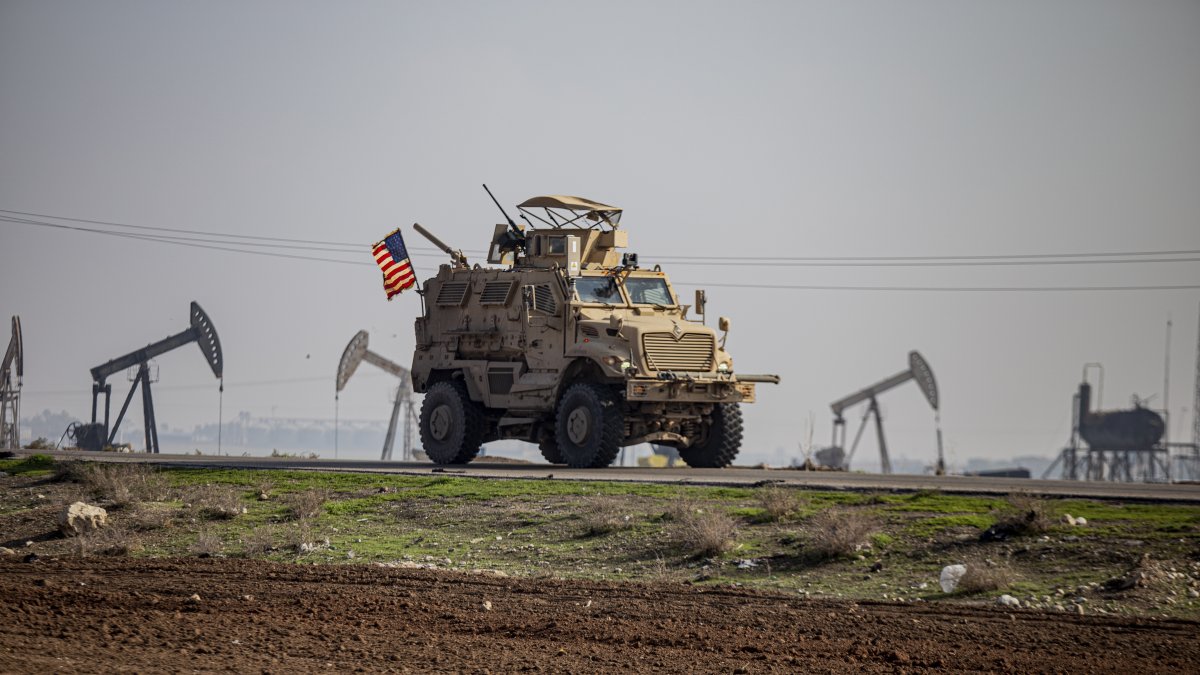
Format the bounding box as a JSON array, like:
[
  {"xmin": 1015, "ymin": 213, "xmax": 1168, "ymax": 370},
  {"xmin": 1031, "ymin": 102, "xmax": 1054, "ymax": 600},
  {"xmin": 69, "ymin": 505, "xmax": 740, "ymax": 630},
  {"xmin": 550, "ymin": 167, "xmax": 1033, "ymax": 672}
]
[
  {"xmin": 419, "ymin": 380, "xmax": 485, "ymax": 464},
  {"xmin": 554, "ymin": 383, "xmax": 623, "ymax": 468},
  {"xmin": 679, "ymin": 403, "xmax": 742, "ymax": 468}
]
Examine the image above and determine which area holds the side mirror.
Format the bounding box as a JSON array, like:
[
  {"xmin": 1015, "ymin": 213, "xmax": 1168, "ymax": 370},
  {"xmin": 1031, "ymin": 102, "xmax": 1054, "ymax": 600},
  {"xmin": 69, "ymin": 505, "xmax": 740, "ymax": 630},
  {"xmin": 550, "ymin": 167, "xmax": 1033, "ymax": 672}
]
[
  {"xmin": 718, "ymin": 316, "xmax": 731, "ymax": 349},
  {"xmin": 608, "ymin": 315, "xmax": 624, "ymax": 333},
  {"xmin": 694, "ymin": 290, "xmax": 707, "ymax": 324}
]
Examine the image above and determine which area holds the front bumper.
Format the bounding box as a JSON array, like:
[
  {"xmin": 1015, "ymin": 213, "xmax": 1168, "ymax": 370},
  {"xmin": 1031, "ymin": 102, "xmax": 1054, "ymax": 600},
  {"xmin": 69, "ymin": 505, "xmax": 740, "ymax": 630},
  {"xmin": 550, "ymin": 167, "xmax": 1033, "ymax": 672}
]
[{"xmin": 625, "ymin": 374, "xmax": 756, "ymax": 403}]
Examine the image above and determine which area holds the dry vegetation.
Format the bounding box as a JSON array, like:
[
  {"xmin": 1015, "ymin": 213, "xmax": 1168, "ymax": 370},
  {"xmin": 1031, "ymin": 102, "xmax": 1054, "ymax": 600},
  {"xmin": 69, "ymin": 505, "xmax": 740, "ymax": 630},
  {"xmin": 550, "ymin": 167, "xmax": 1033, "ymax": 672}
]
[
  {"xmin": 284, "ymin": 489, "xmax": 328, "ymax": 521},
  {"xmin": 669, "ymin": 503, "xmax": 738, "ymax": 557},
  {"xmin": 757, "ymin": 487, "xmax": 805, "ymax": 522},
  {"xmin": 990, "ymin": 493, "xmax": 1055, "ymax": 538},
  {"xmin": 956, "ymin": 560, "xmax": 1016, "ymax": 593},
  {"xmin": 56, "ymin": 461, "xmax": 171, "ymax": 508},
  {"xmin": 579, "ymin": 497, "xmax": 636, "ymax": 536},
  {"xmin": 804, "ymin": 508, "xmax": 880, "ymax": 559},
  {"xmin": 187, "ymin": 484, "xmax": 245, "ymax": 520},
  {"xmin": 190, "ymin": 529, "xmax": 223, "ymax": 557}
]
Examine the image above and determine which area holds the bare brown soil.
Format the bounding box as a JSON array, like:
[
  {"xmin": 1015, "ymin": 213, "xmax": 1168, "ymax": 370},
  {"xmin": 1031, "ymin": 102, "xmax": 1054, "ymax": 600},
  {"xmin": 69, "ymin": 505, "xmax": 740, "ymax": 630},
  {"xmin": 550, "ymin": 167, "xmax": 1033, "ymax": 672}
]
[{"xmin": 2, "ymin": 557, "xmax": 1198, "ymax": 673}]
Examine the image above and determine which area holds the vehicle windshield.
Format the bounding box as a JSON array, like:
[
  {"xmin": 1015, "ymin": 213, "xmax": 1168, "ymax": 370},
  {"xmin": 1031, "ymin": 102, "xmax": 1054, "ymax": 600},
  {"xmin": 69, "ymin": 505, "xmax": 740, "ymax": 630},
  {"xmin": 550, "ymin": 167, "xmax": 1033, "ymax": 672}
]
[
  {"xmin": 624, "ymin": 277, "xmax": 674, "ymax": 306},
  {"xmin": 574, "ymin": 276, "xmax": 623, "ymax": 304}
]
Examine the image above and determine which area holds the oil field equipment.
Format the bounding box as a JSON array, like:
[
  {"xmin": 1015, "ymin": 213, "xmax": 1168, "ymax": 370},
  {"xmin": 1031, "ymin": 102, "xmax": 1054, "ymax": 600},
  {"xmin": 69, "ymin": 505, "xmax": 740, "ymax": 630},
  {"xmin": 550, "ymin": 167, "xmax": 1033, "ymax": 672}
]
[
  {"xmin": 827, "ymin": 350, "xmax": 943, "ymax": 474},
  {"xmin": 1045, "ymin": 364, "xmax": 1168, "ymax": 482},
  {"xmin": 336, "ymin": 329, "xmax": 417, "ymax": 461},
  {"xmin": 1, "ymin": 316, "xmax": 22, "ymax": 449},
  {"xmin": 74, "ymin": 301, "xmax": 223, "ymax": 453},
  {"xmin": 407, "ymin": 188, "xmax": 780, "ymax": 468}
]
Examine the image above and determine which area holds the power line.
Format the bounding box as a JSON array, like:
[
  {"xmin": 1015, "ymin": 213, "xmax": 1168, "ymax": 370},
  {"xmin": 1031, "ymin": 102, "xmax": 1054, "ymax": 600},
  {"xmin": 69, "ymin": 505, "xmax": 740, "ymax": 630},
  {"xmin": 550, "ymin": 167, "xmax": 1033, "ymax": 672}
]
[
  {"xmin": 5, "ymin": 206, "xmax": 1198, "ymax": 264},
  {"xmin": 673, "ymin": 281, "xmax": 1200, "ymax": 292},
  {"xmin": 5, "ymin": 209, "xmax": 1198, "ymax": 292}
]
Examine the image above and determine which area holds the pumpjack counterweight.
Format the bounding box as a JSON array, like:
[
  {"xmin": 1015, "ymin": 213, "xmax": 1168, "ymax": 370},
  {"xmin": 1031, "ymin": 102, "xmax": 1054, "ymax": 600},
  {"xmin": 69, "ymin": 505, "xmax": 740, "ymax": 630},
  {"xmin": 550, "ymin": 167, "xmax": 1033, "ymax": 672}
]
[
  {"xmin": 79, "ymin": 302, "xmax": 223, "ymax": 453},
  {"xmin": 336, "ymin": 330, "xmax": 417, "ymax": 461}
]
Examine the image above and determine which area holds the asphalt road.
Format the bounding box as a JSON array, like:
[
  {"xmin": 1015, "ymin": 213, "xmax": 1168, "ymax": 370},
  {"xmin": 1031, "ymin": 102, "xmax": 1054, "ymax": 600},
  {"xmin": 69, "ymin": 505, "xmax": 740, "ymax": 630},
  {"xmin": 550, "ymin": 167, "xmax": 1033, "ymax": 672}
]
[{"xmin": 16, "ymin": 448, "xmax": 1200, "ymax": 502}]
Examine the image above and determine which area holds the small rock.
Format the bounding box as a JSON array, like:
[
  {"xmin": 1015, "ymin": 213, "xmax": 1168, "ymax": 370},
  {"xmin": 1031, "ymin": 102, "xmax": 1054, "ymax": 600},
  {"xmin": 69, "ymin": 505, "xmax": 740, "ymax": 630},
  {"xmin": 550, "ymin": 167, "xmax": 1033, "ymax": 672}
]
[
  {"xmin": 997, "ymin": 594, "xmax": 1020, "ymax": 607},
  {"xmin": 1075, "ymin": 517, "xmax": 1087, "ymax": 526},
  {"xmin": 939, "ymin": 564, "xmax": 967, "ymax": 593},
  {"xmin": 241, "ymin": 594, "xmax": 254, "ymax": 601},
  {"xmin": 187, "ymin": 594, "xmax": 202, "ymax": 603},
  {"xmin": 0, "ymin": 547, "xmax": 15, "ymax": 556},
  {"xmin": 36, "ymin": 494, "xmax": 46, "ymax": 500},
  {"xmin": 482, "ymin": 601, "xmax": 492, "ymax": 611},
  {"xmin": 0, "ymin": 470, "xmax": 8, "ymax": 477},
  {"xmin": 870, "ymin": 561, "xmax": 884, "ymax": 573},
  {"xmin": 1073, "ymin": 604, "xmax": 1085, "ymax": 616},
  {"xmin": 1054, "ymin": 604, "xmax": 1066, "ymax": 612},
  {"xmin": 1062, "ymin": 514, "xmax": 1076, "ymax": 526},
  {"xmin": 24, "ymin": 541, "xmax": 34, "ymax": 548},
  {"xmin": 1188, "ymin": 589, "xmax": 1199, "ymax": 598}
]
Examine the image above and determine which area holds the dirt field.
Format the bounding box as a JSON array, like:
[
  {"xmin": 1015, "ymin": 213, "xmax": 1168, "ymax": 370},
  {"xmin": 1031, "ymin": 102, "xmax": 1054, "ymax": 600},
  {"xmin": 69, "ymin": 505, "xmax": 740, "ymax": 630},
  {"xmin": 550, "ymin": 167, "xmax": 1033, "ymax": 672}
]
[{"xmin": 2, "ymin": 557, "xmax": 1198, "ymax": 673}]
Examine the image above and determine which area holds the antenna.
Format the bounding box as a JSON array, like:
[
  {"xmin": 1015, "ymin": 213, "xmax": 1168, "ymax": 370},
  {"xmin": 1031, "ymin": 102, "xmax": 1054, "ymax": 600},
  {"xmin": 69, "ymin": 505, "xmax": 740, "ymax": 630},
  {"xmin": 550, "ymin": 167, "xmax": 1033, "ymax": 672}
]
[
  {"xmin": 335, "ymin": 330, "xmax": 417, "ymax": 461},
  {"xmin": 1, "ymin": 316, "xmax": 22, "ymax": 449}
]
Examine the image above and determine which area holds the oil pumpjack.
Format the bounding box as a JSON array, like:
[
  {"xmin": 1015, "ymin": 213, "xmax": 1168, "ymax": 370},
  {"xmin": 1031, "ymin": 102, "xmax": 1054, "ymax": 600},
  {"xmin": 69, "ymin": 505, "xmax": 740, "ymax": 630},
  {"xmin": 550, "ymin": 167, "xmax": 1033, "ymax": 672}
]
[
  {"xmin": 827, "ymin": 350, "xmax": 943, "ymax": 474},
  {"xmin": 75, "ymin": 302, "xmax": 223, "ymax": 453},
  {"xmin": 1, "ymin": 316, "xmax": 22, "ymax": 449},
  {"xmin": 336, "ymin": 330, "xmax": 417, "ymax": 461}
]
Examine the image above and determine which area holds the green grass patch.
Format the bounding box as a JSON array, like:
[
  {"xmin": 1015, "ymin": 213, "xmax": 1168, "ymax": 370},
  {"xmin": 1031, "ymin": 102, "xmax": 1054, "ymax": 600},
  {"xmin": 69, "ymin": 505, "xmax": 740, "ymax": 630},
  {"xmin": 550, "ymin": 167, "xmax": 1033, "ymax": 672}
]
[
  {"xmin": 0, "ymin": 454, "xmax": 56, "ymax": 475},
  {"xmin": 904, "ymin": 514, "xmax": 994, "ymax": 537}
]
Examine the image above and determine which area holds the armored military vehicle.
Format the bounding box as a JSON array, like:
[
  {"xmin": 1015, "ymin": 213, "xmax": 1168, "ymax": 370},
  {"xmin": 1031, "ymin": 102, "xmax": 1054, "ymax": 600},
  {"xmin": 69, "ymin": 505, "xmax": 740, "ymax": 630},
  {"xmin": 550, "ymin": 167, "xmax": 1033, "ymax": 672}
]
[{"xmin": 410, "ymin": 190, "xmax": 779, "ymax": 468}]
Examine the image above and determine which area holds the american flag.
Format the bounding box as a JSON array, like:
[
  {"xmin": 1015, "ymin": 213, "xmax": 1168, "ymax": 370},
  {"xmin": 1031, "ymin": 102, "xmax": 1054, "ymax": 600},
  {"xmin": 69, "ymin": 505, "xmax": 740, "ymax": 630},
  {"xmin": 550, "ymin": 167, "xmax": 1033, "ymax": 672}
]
[{"xmin": 372, "ymin": 228, "xmax": 416, "ymax": 300}]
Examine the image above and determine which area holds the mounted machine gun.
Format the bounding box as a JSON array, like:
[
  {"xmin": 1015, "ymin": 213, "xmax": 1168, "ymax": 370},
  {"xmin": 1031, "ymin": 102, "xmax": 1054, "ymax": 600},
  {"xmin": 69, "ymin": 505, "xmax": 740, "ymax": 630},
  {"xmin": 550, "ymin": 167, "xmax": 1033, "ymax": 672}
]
[
  {"xmin": 336, "ymin": 330, "xmax": 417, "ymax": 461},
  {"xmin": 76, "ymin": 301, "xmax": 223, "ymax": 453}
]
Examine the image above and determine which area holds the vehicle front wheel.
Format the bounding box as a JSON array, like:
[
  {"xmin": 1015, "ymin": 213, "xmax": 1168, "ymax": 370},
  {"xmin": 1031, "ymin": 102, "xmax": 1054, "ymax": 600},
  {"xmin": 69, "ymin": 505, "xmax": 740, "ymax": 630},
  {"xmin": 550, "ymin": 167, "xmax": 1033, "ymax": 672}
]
[
  {"xmin": 679, "ymin": 403, "xmax": 743, "ymax": 468},
  {"xmin": 419, "ymin": 380, "xmax": 485, "ymax": 464},
  {"xmin": 554, "ymin": 383, "xmax": 623, "ymax": 468}
]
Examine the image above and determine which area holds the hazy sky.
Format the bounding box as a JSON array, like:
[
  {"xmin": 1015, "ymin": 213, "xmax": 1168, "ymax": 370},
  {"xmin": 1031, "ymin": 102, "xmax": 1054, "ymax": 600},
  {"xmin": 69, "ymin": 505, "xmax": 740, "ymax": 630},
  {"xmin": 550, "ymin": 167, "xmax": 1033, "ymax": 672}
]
[{"xmin": 2, "ymin": 1, "xmax": 1198, "ymax": 469}]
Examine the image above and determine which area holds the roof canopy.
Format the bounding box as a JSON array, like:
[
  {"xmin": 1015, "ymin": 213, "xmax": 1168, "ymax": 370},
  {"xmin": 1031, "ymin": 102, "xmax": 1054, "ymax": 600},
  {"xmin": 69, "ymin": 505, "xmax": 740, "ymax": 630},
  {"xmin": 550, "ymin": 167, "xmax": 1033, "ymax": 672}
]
[{"xmin": 517, "ymin": 195, "xmax": 621, "ymax": 214}]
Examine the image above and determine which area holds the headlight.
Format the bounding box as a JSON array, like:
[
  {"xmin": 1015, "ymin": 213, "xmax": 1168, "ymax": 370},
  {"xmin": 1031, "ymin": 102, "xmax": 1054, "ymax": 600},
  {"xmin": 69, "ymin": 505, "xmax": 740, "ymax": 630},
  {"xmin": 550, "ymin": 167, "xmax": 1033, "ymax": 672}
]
[
  {"xmin": 717, "ymin": 362, "xmax": 730, "ymax": 372},
  {"xmin": 620, "ymin": 360, "xmax": 632, "ymax": 371}
]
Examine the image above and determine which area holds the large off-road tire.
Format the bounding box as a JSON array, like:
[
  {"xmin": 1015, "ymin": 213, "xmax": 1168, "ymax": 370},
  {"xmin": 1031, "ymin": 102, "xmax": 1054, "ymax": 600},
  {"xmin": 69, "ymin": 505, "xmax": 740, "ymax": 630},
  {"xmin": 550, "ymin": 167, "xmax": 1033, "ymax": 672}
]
[
  {"xmin": 538, "ymin": 437, "xmax": 565, "ymax": 464},
  {"xmin": 679, "ymin": 403, "xmax": 743, "ymax": 468},
  {"xmin": 554, "ymin": 383, "xmax": 623, "ymax": 469},
  {"xmin": 419, "ymin": 380, "xmax": 485, "ymax": 465}
]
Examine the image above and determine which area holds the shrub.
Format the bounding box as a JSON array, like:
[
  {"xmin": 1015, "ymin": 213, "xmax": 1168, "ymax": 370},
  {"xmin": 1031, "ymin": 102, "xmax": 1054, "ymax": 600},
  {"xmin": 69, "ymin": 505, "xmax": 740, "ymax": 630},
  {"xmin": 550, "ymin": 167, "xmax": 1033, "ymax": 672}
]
[
  {"xmin": 241, "ymin": 526, "xmax": 277, "ymax": 557},
  {"xmin": 187, "ymin": 484, "xmax": 245, "ymax": 520},
  {"xmin": 580, "ymin": 498, "xmax": 636, "ymax": 536},
  {"xmin": 78, "ymin": 463, "xmax": 172, "ymax": 507},
  {"xmin": 673, "ymin": 508, "xmax": 737, "ymax": 557},
  {"xmin": 804, "ymin": 508, "xmax": 880, "ymax": 559},
  {"xmin": 284, "ymin": 489, "xmax": 328, "ymax": 521},
  {"xmin": 984, "ymin": 493, "xmax": 1054, "ymax": 540},
  {"xmin": 25, "ymin": 438, "xmax": 54, "ymax": 450},
  {"xmin": 190, "ymin": 529, "xmax": 223, "ymax": 557},
  {"xmin": 8, "ymin": 454, "xmax": 55, "ymax": 474},
  {"xmin": 757, "ymin": 487, "xmax": 805, "ymax": 522},
  {"xmin": 74, "ymin": 524, "xmax": 139, "ymax": 557},
  {"xmin": 956, "ymin": 561, "xmax": 1015, "ymax": 593}
]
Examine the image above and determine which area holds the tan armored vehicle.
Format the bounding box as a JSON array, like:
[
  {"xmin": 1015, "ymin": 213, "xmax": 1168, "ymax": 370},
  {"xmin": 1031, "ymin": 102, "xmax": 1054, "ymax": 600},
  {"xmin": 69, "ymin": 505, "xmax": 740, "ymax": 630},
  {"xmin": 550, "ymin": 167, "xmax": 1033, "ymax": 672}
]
[{"xmin": 410, "ymin": 191, "xmax": 779, "ymax": 468}]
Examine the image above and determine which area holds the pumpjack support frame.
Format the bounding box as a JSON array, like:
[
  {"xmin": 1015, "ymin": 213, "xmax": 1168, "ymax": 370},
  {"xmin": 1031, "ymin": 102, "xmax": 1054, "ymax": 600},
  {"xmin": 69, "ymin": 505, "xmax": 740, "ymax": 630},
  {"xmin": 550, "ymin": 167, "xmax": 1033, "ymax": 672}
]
[
  {"xmin": 84, "ymin": 302, "xmax": 223, "ymax": 453},
  {"xmin": 336, "ymin": 330, "xmax": 417, "ymax": 461}
]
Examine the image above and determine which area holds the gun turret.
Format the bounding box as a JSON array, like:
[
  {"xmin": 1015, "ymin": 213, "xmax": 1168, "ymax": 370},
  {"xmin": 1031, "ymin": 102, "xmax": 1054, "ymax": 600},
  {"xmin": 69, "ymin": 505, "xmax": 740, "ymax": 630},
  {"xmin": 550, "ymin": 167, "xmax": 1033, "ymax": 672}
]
[{"xmin": 413, "ymin": 222, "xmax": 468, "ymax": 269}]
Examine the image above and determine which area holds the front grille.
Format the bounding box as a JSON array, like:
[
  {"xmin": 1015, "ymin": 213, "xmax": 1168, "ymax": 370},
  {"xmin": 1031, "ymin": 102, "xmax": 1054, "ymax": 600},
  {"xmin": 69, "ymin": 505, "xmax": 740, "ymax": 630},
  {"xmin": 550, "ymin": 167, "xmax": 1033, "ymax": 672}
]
[{"xmin": 642, "ymin": 332, "xmax": 714, "ymax": 371}]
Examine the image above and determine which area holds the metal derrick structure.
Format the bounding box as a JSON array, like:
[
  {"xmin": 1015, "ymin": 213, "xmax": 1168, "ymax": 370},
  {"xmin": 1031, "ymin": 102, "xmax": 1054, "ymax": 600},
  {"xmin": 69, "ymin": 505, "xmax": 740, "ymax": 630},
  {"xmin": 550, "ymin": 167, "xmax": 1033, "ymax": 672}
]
[
  {"xmin": 828, "ymin": 350, "xmax": 942, "ymax": 475},
  {"xmin": 1045, "ymin": 364, "xmax": 1170, "ymax": 483},
  {"xmin": 1, "ymin": 316, "xmax": 22, "ymax": 449},
  {"xmin": 336, "ymin": 330, "xmax": 417, "ymax": 461},
  {"xmin": 79, "ymin": 302, "xmax": 223, "ymax": 453}
]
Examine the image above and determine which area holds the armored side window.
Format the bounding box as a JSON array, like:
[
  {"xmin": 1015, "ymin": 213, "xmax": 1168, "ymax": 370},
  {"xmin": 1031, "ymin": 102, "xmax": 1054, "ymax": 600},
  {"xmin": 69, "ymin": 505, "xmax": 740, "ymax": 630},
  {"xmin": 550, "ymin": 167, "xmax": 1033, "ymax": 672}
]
[
  {"xmin": 435, "ymin": 281, "xmax": 470, "ymax": 306},
  {"xmin": 479, "ymin": 280, "xmax": 516, "ymax": 306},
  {"xmin": 547, "ymin": 237, "xmax": 567, "ymax": 255},
  {"xmin": 533, "ymin": 284, "xmax": 557, "ymax": 315}
]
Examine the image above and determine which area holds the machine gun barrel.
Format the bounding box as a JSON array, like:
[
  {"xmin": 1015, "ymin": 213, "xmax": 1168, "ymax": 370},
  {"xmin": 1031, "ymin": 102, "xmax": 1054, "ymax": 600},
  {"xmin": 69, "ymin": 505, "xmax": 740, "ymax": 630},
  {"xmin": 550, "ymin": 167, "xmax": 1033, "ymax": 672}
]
[
  {"xmin": 413, "ymin": 222, "xmax": 468, "ymax": 268},
  {"xmin": 483, "ymin": 183, "xmax": 519, "ymax": 233}
]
